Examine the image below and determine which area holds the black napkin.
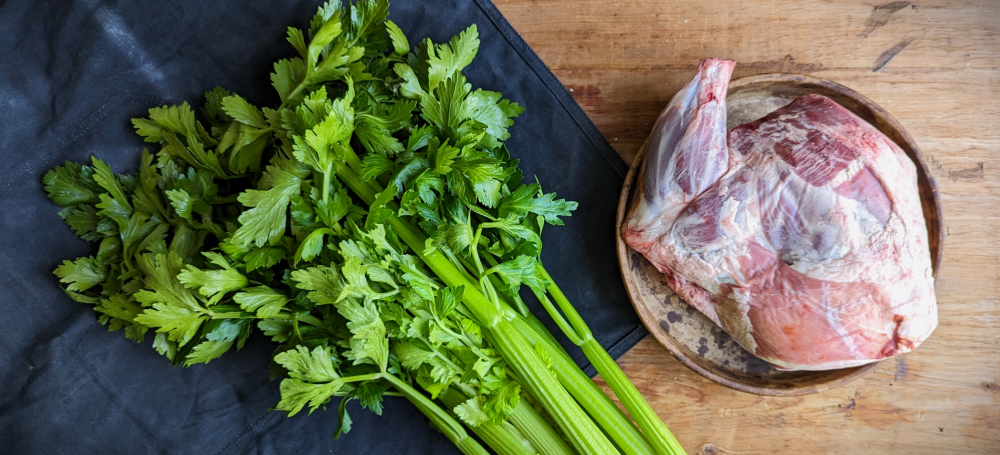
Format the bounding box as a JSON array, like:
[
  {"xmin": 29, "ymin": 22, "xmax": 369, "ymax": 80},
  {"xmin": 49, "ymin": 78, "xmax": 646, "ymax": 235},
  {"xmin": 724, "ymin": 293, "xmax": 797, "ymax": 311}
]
[{"xmin": 0, "ymin": 0, "xmax": 645, "ymax": 453}]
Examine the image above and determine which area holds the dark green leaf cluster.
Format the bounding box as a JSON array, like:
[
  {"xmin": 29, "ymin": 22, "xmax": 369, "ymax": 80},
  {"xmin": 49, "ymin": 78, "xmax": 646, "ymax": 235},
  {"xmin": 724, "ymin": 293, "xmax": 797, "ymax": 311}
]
[{"xmin": 43, "ymin": 83, "xmax": 290, "ymax": 365}]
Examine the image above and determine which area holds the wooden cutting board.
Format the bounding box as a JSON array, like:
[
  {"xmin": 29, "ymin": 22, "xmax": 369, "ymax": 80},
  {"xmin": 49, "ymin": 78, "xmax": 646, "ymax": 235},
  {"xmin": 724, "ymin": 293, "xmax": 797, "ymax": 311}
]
[{"xmin": 496, "ymin": 0, "xmax": 999, "ymax": 453}]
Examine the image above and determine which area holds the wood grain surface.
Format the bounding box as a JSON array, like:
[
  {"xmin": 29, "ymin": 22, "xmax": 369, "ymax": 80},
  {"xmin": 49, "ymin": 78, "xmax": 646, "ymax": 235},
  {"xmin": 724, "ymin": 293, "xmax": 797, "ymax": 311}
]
[{"xmin": 493, "ymin": 0, "xmax": 1000, "ymax": 453}]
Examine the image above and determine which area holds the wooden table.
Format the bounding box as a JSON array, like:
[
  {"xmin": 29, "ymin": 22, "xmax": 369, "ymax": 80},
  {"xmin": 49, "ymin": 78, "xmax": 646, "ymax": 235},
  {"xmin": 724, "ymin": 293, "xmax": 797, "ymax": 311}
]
[{"xmin": 494, "ymin": 1, "xmax": 1000, "ymax": 453}]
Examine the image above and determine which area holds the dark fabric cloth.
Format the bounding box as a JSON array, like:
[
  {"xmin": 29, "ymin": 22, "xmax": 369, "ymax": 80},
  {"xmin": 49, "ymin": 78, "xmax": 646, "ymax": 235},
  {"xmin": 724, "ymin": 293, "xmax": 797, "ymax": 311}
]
[{"xmin": 0, "ymin": 0, "xmax": 645, "ymax": 453}]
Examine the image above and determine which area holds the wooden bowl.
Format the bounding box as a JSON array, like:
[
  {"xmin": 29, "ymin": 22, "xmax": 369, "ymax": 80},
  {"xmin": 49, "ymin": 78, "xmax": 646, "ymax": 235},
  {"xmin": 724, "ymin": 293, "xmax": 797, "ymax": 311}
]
[{"xmin": 615, "ymin": 73, "xmax": 944, "ymax": 396}]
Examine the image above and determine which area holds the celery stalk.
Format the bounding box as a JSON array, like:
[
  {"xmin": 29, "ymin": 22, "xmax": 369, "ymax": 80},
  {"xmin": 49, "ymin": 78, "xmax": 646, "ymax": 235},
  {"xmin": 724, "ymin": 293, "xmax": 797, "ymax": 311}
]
[
  {"xmin": 540, "ymin": 266, "xmax": 686, "ymax": 455},
  {"xmin": 383, "ymin": 374, "xmax": 488, "ymax": 455},
  {"xmin": 507, "ymin": 396, "xmax": 575, "ymax": 455},
  {"xmin": 335, "ymin": 164, "xmax": 619, "ymax": 455},
  {"xmin": 439, "ymin": 387, "xmax": 537, "ymax": 455}
]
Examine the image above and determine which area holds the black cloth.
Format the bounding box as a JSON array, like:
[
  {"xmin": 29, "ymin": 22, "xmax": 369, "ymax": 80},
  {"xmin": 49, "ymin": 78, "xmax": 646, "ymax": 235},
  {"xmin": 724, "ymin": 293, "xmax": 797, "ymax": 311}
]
[{"xmin": 0, "ymin": 0, "xmax": 645, "ymax": 453}]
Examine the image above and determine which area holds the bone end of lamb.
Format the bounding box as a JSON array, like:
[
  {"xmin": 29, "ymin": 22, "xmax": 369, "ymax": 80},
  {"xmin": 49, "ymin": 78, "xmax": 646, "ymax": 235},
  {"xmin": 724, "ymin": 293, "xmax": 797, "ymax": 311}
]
[
  {"xmin": 623, "ymin": 60, "xmax": 938, "ymax": 371},
  {"xmin": 624, "ymin": 58, "xmax": 736, "ymax": 250}
]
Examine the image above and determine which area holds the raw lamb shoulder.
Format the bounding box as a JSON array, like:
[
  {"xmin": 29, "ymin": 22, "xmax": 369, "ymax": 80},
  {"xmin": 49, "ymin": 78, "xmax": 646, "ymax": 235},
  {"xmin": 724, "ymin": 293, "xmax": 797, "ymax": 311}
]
[{"xmin": 622, "ymin": 58, "xmax": 937, "ymax": 371}]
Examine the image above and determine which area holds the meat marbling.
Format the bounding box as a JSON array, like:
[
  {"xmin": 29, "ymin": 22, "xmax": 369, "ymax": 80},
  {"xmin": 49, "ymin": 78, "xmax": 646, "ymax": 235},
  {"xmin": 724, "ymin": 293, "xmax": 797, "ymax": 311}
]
[{"xmin": 622, "ymin": 58, "xmax": 937, "ymax": 371}]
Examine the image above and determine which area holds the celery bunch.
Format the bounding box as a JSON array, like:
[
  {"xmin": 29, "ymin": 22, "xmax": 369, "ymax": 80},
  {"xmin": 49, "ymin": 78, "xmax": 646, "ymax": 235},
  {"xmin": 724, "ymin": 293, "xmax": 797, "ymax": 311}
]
[{"xmin": 44, "ymin": 2, "xmax": 684, "ymax": 454}]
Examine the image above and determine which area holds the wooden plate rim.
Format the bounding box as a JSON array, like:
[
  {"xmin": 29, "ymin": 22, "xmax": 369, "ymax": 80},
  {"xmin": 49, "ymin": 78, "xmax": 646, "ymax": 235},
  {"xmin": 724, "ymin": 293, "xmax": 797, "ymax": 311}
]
[{"xmin": 615, "ymin": 72, "xmax": 944, "ymax": 396}]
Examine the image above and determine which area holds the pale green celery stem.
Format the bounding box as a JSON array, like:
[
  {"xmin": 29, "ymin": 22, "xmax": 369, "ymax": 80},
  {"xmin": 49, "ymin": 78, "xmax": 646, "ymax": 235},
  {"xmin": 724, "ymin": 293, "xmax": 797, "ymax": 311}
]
[
  {"xmin": 454, "ymin": 438, "xmax": 491, "ymax": 455},
  {"xmin": 444, "ymin": 248, "xmax": 484, "ymax": 288},
  {"xmin": 479, "ymin": 253, "xmax": 531, "ymax": 316},
  {"xmin": 539, "ymin": 267, "xmax": 685, "ymax": 455},
  {"xmin": 381, "ymin": 374, "xmax": 488, "ymax": 455},
  {"xmin": 476, "ymin": 251, "xmax": 657, "ymax": 455},
  {"xmin": 290, "ymin": 317, "xmax": 302, "ymax": 342},
  {"xmin": 322, "ymin": 162, "xmax": 334, "ymax": 203},
  {"xmin": 281, "ymin": 81, "xmax": 309, "ymax": 109},
  {"xmin": 450, "ymin": 247, "xmax": 531, "ymax": 320},
  {"xmin": 508, "ymin": 315, "xmax": 654, "ymax": 455},
  {"xmin": 579, "ymin": 340, "xmax": 685, "ymax": 455},
  {"xmin": 334, "ymin": 164, "xmax": 619, "ymax": 455},
  {"xmin": 273, "ymin": 312, "xmax": 333, "ymax": 334},
  {"xmin": 508, "ymin": 398, "xmax": 575, "ymax": 455},
  {"xmin": 534, "ymin": 293, "xmax": 584, "ymax": 346},
  {"xmin": 470, "ymin": 225, "xmax": 486, "ymax": 274},
  {"xmin": 298, "ymin": 314, "xmax": 331, "ymax": 331},
  {"xmin": 340, "ymin": 144, "xmax": 364, "ymax": 175},
  {"xmin": 479, "ymin": 231, "xmax": 678, "ymax": 455},
  {"xmin": 337, "ymin": 372, "xmax": 382, "ymax": 383},
  {"xmin": 439, "ymin": 388, "xmax": 535, "ymax": 455}
]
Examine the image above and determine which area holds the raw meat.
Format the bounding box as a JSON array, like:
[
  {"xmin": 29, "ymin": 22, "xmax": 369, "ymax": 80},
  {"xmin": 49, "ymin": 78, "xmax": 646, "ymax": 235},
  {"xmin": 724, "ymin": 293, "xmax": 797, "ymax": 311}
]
[{"xmin": 622, "ymin": 58, "xmax": 937, "ymax": 371}]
